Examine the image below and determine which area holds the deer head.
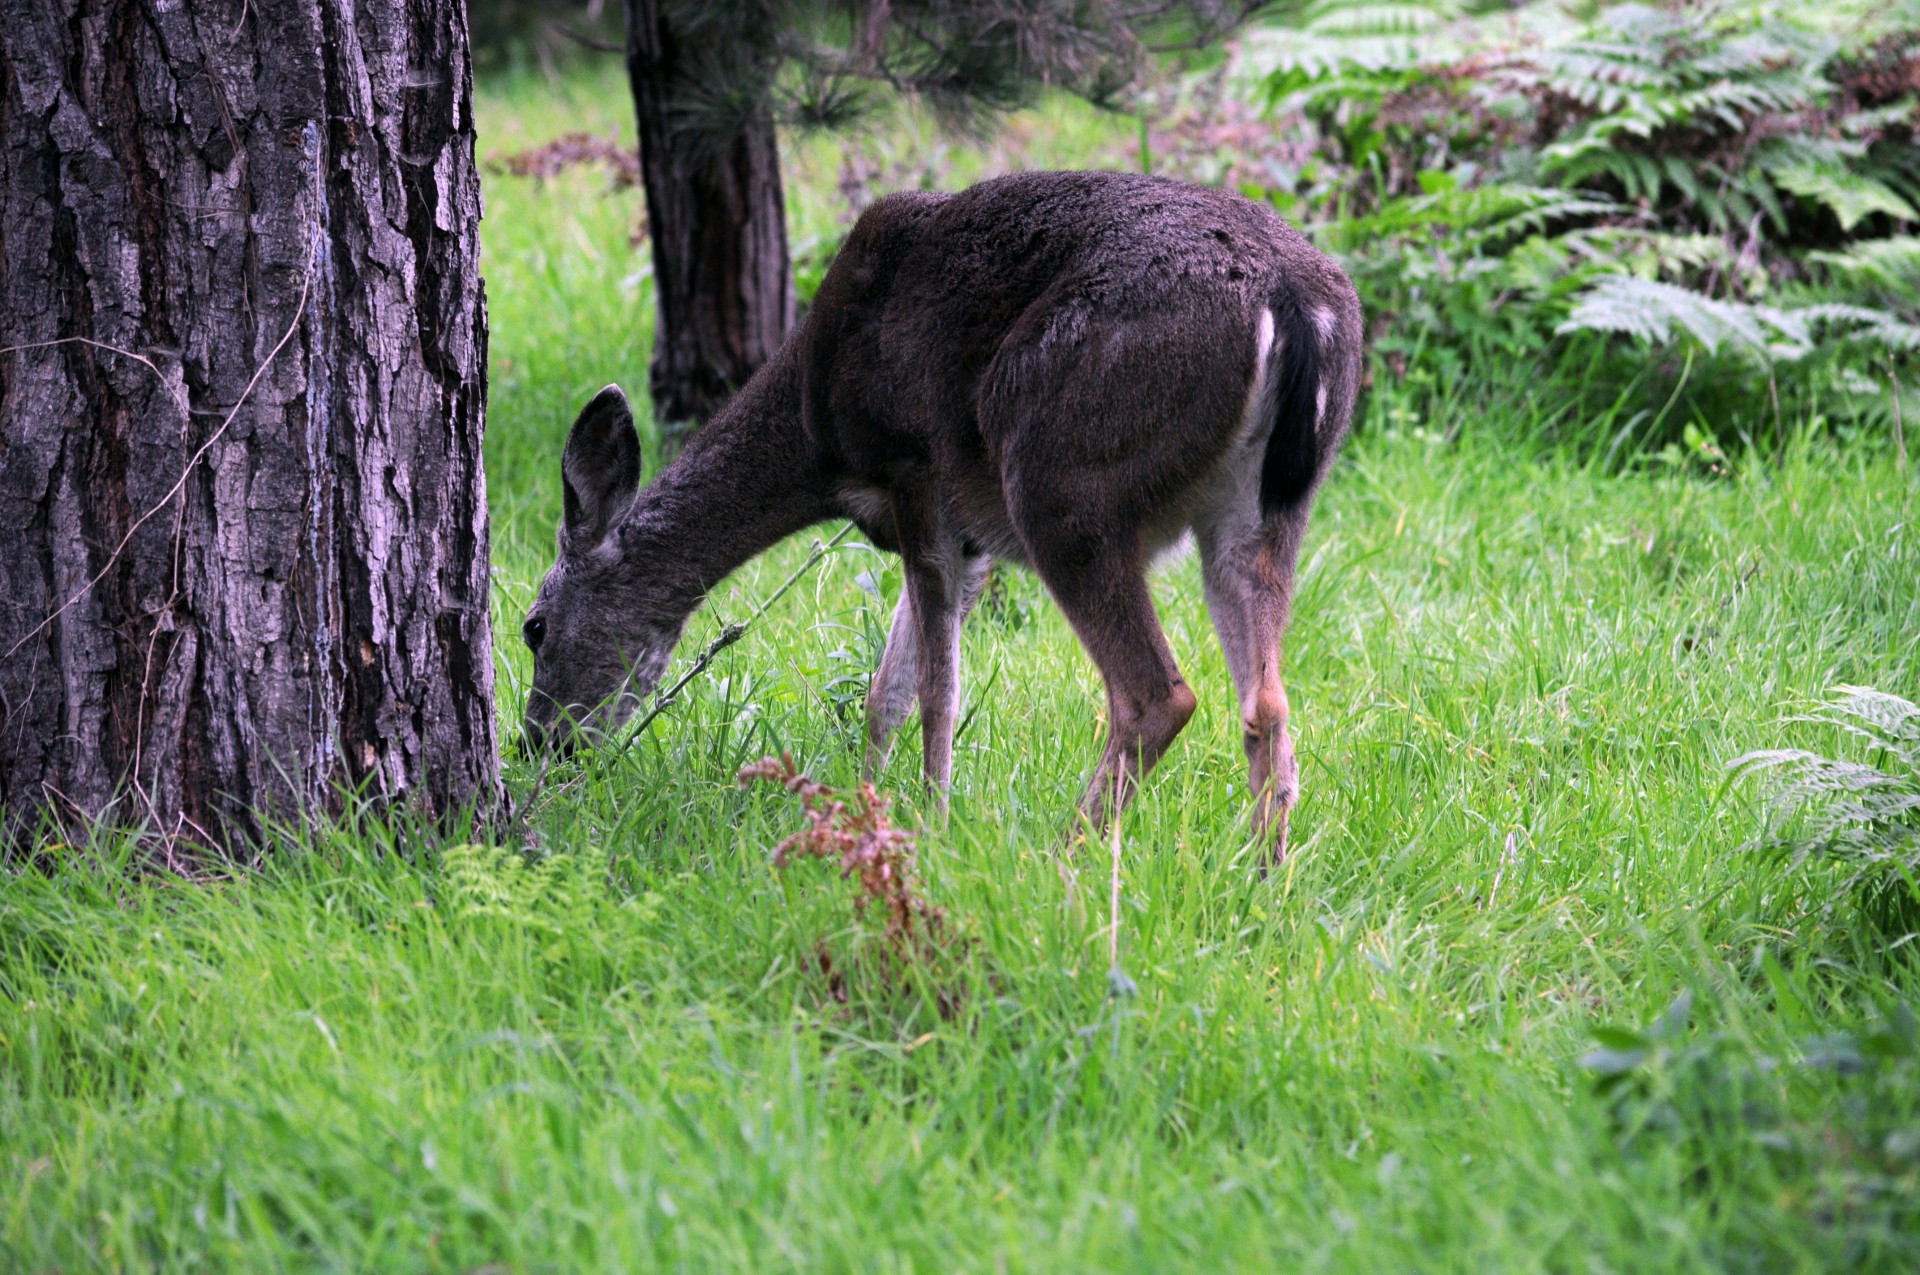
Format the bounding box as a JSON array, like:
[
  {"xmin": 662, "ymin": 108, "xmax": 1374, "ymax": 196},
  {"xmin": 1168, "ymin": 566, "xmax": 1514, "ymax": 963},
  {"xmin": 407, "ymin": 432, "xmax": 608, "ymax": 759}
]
[{"xmin": 520, "ymin": 385, "xmax": 687, "ymax": 754}]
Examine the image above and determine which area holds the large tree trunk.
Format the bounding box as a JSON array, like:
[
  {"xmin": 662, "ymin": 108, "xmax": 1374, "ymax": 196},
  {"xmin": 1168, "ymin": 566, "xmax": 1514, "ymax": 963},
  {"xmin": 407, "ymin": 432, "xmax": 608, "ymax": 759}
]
[
  {"xmin": 0, "ymin": 0, "xmax": 498, "ymax": 852},
  {"xmin": 624, "ymin": 0, "xmax": 794, "ymax": 446}
]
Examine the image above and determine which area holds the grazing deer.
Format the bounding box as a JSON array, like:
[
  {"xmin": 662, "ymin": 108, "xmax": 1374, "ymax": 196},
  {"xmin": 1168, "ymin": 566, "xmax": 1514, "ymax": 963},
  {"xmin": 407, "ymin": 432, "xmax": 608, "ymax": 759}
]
[{"xmin": 522, "ymin": 171, "xmax": 1361, "ymax": 855}]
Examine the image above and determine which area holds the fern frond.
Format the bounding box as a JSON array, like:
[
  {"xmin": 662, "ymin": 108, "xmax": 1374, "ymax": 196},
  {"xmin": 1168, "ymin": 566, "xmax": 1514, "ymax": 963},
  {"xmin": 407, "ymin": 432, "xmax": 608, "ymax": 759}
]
[
  {"xmin": 1801, "ymin": 686, "xmax": 1920, "ymax": 764},
  {"xmin": 1326, "ymin": 183, "xmax": 1617, "ymax": 252},
  {"xmin": 1556, "ymin": 276, "xmax": 1794, "ymax": 357},
  {"xmin": 1304, "ymin": 2, "xmax": 1456, "ymax": 38},
  {"xmin": 1732, "ymin": 686, "xmax": 1920, "ymax": 873},
  {"xmin": 1543, "ymin": 142, "xmax": 1664, "ymax": 199},
  {"xmin": 439, "ymin": 839, "xmax": 619, "ymax": 952},
  {"xmin": 1542, "ymin": 41, "xmax": 1670, "ymax": 104},
  {"xmin": 442, "ymin": 842, "xmax": 566, "ymax": 936},
  {"xmin": 1567, "ymin": 229, "xmax": 1743, "ymax": 286},
  {"xmin": 1808, "ymin": 235, "xmax": 1920, "ymax": 293},
  {"xmin": 1251, "ymin": 0, "xmax": 1470, "ymax": 82},
  {"xmin": 1561, "ymin": 275, "xmax": 1920, "ymax": 359},
  {"xmin": 1772, "ymin": 161, "xmax": 1920, "ymax": 231},
  {"xmin": 1791, "ymin": 303, "xmax": 1920, "ymax": 351}
]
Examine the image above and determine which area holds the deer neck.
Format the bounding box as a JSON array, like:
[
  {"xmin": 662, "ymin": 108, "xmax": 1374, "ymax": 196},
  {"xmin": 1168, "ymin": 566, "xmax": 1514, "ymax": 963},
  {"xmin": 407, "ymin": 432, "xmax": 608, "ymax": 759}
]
[{"xmin": 616, "ymin": 350, "xmax": 831, "ymax": 615}]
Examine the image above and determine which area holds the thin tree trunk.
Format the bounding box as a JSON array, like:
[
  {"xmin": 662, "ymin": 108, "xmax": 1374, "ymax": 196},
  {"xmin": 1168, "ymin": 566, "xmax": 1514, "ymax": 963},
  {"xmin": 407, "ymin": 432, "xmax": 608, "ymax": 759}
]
[
  {"xmin": 625, "ymin": 0, "xmax": 794, "ymax": 446},
  {"xmin": 0, "ymin": 0, "xmax": 498, "ymax": 852}
]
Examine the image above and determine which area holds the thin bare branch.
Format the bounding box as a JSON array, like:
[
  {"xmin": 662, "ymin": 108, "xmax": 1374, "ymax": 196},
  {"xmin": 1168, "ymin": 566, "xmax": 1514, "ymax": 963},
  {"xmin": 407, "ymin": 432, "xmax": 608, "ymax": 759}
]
[{"xmin": 553, "ymin": 22, "xmax": 624, "ymax": 54}]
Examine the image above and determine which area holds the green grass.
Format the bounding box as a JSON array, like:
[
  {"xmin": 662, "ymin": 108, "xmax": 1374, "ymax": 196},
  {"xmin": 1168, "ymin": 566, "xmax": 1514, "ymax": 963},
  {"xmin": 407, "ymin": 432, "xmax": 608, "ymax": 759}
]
[{"xmin": 5, "ymin": 61, "xmax": 1920, "ymax": 1273}]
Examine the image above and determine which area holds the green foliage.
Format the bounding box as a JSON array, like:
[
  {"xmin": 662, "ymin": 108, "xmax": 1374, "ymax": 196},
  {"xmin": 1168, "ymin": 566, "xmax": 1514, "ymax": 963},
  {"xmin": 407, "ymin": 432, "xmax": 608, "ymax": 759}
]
[
  {"xmin": 1735, "ymin": 687, "xmax": 1920, "ymax": 867},
  {"xmin": 1560, "ymin": 276, "xmax": 1789, "ymax": 355},
  {"xmin": 1811, "ymin": 233, "xmax": 1920, "ymax": 300},
  {"xmin": 1581, "ymin": 989, "xmax": 1920, "ymax": 1256},
  {"xmin": 1770, "ymin": 157, "xmax": 1920, "ymax": 232},
  {"xmin": 1247, "ymin": 0, "xmax": 1920, "ymax": 451},
  {"xmin": 1257, "ymin": 0, "xmax": 1467, "ymax": 80},
  {"xmin": 441, "ymin": 840, "xmax": 610, "ymax": 941},
  {"xmin": 659, "ymin": 1, "xmax": 1253, "ymax": 141}
]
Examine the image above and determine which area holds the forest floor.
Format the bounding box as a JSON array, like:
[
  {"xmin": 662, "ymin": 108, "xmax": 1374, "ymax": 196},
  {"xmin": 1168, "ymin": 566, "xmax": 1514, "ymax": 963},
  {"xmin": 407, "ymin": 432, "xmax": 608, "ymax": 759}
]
[{"xmin": 3, "ymin": 59, "xmax": 1918, "ymax": 1273}]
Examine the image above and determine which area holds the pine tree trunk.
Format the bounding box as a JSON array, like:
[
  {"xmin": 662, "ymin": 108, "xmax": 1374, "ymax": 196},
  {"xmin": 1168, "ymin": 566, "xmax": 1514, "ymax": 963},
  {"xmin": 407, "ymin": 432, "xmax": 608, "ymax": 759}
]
[
  {"xmin": 0, "ymin": 0, "xmax": 498, "ymax": 852},
  {"xmin": 624, "ymin": 0, "xmax": 794, "ymax": 446}
]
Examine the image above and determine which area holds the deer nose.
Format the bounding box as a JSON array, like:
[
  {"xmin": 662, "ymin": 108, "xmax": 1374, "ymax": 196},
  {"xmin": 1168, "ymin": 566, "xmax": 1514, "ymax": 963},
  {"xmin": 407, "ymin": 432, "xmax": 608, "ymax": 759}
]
[
  {"xmin": 518, "ymin": 711, "xmax": 580, "ymax": 762},
  {"xmin": 521, "ymin": 686, "xmax": 561, "ymax": 759}
]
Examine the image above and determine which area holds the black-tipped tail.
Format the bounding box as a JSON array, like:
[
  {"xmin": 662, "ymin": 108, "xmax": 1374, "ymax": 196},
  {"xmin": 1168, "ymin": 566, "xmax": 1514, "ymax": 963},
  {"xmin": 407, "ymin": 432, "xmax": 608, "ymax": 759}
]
[{"xmin": 1258, "ymin": 297, "xmax": 1330, "ymax": 516}]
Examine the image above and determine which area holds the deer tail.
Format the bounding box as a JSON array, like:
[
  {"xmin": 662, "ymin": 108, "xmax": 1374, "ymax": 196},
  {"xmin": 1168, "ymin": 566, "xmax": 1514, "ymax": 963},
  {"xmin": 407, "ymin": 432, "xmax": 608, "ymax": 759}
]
[{"xmin": 1258, "ymin": 293, "xmax": 1351, "ymax": 517}]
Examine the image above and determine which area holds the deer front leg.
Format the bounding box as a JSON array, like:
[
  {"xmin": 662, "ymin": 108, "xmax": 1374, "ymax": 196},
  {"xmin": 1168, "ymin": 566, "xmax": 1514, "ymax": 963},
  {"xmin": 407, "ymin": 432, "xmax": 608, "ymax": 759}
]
[
  {"xmin": 865, "ymin": 556, "xmax": 991, "ymax": 781},
  {"xmin": 905, "ymin": 559, "xmax": 966, "ymax": 807},
  {"xmin": 864, "ymin": 590, "xmax": 920, "ymax": 779}
]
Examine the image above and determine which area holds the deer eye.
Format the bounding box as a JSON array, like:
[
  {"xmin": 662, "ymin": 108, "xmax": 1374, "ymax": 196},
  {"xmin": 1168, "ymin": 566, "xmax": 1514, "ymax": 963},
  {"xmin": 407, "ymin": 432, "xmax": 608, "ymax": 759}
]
[{"xmin": 523, "ymin": 615, "xmax": 547, "ymax": 653}]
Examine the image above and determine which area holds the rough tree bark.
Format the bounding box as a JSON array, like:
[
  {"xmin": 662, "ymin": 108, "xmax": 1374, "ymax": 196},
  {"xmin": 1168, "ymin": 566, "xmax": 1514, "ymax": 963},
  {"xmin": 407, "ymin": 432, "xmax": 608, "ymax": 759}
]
[
  {"xmin": 0, "ymin": 0, "xmax": 498, "ymax": 851},
  {"xmin": 624, "ymin": 0, "xmax": 794, "ymax": 444}
]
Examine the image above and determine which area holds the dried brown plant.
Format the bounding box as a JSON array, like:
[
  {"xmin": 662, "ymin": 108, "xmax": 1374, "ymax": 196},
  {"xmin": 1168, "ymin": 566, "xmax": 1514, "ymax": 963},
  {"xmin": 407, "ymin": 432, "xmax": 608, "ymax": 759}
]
[
  {"xmin": 737, "ymin": 753, "xmax": 944, "ymax": 950},
  {"xmin": 493, "ymin": 132, "xmax": 642, "ymax": 190}
]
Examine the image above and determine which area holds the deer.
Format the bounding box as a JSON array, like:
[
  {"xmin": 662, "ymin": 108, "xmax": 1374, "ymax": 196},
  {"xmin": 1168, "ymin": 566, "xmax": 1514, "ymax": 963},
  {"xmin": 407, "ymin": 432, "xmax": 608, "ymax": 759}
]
[{"xmin": 521, "ymin": 170, "xmax": 1361, "ymax": 856}]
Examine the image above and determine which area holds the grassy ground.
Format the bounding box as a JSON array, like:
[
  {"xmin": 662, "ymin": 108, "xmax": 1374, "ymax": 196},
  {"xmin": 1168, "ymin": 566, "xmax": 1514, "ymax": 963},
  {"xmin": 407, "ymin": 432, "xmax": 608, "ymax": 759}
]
[{"xmin": 4, "ymin": 59, "xmax": 1919, "ymax": 1273}]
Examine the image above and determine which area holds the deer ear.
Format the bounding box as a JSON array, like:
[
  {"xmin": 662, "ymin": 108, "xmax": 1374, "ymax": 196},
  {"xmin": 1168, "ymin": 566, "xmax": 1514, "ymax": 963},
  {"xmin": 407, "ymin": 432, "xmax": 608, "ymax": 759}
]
[{"xmin": 561, "ymin": 384, "xmax": 641, "ymax": 546}]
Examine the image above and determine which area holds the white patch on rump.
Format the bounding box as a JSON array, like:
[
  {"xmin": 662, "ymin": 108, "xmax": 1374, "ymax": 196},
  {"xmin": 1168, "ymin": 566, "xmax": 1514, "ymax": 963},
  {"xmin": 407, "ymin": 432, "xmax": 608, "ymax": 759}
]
[
  {"xmin": 1311, "ymin": 305, "xmax": 1337, "ymax": 345},
  {"xmin": 1236, "ymin": 308, "xmax": 1278, "ymax": 449}
]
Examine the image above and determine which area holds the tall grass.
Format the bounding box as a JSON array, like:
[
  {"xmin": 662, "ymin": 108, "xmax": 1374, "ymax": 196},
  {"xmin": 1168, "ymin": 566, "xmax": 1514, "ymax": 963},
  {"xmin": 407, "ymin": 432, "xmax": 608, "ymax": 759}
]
[{"xmin": 2, "ymin": 56, "xmax": 1918, "ymax": 1273}]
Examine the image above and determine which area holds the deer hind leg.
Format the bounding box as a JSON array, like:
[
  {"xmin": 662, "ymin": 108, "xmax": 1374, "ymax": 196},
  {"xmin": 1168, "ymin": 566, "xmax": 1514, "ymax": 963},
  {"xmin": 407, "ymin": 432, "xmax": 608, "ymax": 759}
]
[
  {"xmin": 1197, "ymin": 503, "xmax": 1309, "ymax": 859},
  {"xmin": 1022, "ymin": 535, "xmax": 1197, "ymax": 835},
  {"xmin": 865, "ymin": 555, "xmax": 990, "ymax": 780}
]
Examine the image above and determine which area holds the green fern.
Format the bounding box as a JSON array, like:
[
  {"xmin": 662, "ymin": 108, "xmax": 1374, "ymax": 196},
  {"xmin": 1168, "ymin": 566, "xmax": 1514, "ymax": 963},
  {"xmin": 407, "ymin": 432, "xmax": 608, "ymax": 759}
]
[
  {"xmin": 1251, "ymin": 0, "xmax": 1919, "ymax": 432},
  {"xmin": 1808, "ymin": 235, "xmax": 1920, "ymax": 298},
  {"xmin": 1733, "ymin": 687, "xmax": 1920, "ymax": 935},
  {"xmin": 1557, "ymin": 276, "xmax": 1788, "ymax": 357},
  {"xmin": 1559, "ymin": 276, "xmax": 1920, "ymax": 360},
  {"xmin": 1303, "ymin": 2, "xmax": 1455, "ymax": 38},
  {"xmin": 1771, "ymin": 160, "xmax": 1920, "ymax": 231},
  {"xmin": 440, "ymin": 840, "xmax": 620, "ymax": 958},
  {"xmin": 1535, "ymin": 8, "xmax": 1829, "ymax": 233},
  {"xmin": 442, "ymin": 842, "xmax": 566, "ymax": 935},
  {"xmin": 1249, "ymin": 0, "xmax": 1465, "ymax": 80},
  {"xmin": 1779, "ymin": 303, "xmax": 1920, "ymax": 352},
  {"xmin": 1538, "ymin": 6, "xmax": 1828, "ymax": 119},
  {"xmin": 1324, "ymin": 183, "xmax": 1619, "ymax": 253},
  {"xmin": 1734, "ymin": 688, "xmax": 1920, "ymax": 857}
]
